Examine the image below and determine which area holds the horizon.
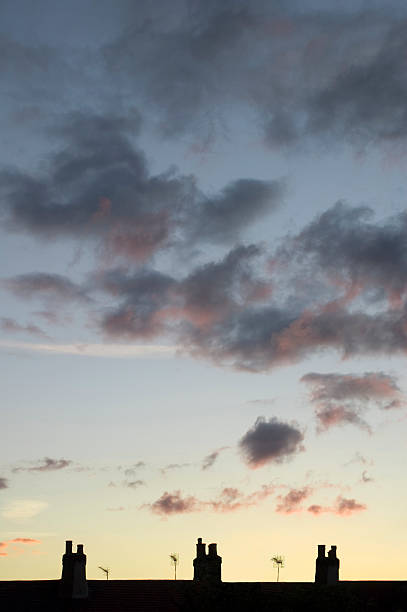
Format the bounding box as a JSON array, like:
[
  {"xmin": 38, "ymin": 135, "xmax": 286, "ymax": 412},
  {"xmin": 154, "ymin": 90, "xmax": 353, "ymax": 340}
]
[{"xmin": 1, "ymin": 0, "xmax": 407, "ymax": 583}]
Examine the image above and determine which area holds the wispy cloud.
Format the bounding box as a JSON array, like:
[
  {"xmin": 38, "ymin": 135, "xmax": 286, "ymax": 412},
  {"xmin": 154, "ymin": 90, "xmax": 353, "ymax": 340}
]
[
  {"xmin": 13, "ymin": 457, "xmax": 72, "ymax": 473},
  {"xmin": 144, "ymin": 483, "xmax": 276, "ymax": 516},
  {"xmin": 0, "ymin": 537, "xmax": 41, "ymax": 556},
  {"xmin": 0, "ymin": 340, "xmax": 175, "ymax": 358},
  {"xmin": 2, "ymin": 500, "xmax": 48, "ymax": 520},
  {"xmin": 307, "ymin": 496, "xmax": 366, "ymax": 516},
  {"xmin": 201, "ymin": 447, "xmax": 229, "ymax": 470},
  {"xmin": 0, "ymin": 318, "xmax": 48, "ymax": 339}
]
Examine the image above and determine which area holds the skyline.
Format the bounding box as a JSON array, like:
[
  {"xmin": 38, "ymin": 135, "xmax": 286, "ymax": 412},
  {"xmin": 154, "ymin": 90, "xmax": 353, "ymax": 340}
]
[{"xmin": 1, "ymin": 0, "xmax": 407, "ymax": 583}]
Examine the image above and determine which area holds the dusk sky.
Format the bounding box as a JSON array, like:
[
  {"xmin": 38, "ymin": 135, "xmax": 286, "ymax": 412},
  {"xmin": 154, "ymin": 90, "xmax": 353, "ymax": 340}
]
[{"xmin": 2, "ymin": 0, "xmax": 407, "ymax": 583}]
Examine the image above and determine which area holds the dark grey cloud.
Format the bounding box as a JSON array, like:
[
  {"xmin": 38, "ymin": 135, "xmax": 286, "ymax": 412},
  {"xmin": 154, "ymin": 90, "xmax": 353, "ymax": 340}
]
[
  {"xmin": 302, "ymin": 371, "xmax": 404, "ymax": 432},
  {"xmin": 100, "ymin": 268, "xmax": 175, "ymax": 339},
  {"xmin": 239, "ymin": 417, "xmax": 304, "ymax": 468},
  {"xmin": 104, "ymin": 2, "xmax": 406, "ymax": 148},
  {"xmin": 307, "ymin": 24, "xmax": 407, "ymax": 144},
  {"xmin": 280, "ymin": 202, "xmax": 407, "ymax": 306},
  {"xmin": 4, "ymin": 273, "xmax": 89, "ymax": 304},
  {"xmin": 186, "ymin": 179, "xmax": 283, "ymax": 245},
  {"xmin": 99, "ymin": 244, "xmax": 267, "ymax": 340},
  {"xmin": 12, "ymin": 457, "xmax": 72, "ymax": 473},
  {"xmin": 1, "ymin": 111, "xmax": 282, "ymax": 263},
  {"xmin": 0, "ymin": 477, "xmax": 8, "ymax": 489}
]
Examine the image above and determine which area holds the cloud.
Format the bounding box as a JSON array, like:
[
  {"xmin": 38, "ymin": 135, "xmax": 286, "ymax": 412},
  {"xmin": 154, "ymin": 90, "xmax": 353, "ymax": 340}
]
[
  {"xmin": 0, "ymin": 478, "xmax": 8, "ymax": 490},
  {"xmin": 99, "ymin": 244, "xmax": 267, "ymax": 340},
  {"xmin": 313, "ymin": 405, "xmax": 371, "ymax": 434},
  {"xmin": 302, "ymin": 371, "xmax": 404, "ymax": 432},
  {"xmin": 160, "ymin": 463, "xmax": 191, "ymax": 476},
  {"xmin": 123, "ymin": 480, "xmax": 145, "ymax": 490},
  {"xmin": 0, "ymin": 340, "xmax": 175, "ymax": 358},
  {"xmin": 208, "ymin": 484, "xmax": 275, "ymax": 513},
  {"xmin": 239, "ymin": 417, "xmax": 305, "ymax": 468},
  {"xmin": 145, "ymin": 483, "xmax": 276, "ymax": 516},
  {"xmin": 106, "ymin": 506, "xmax": 125, "ymax": 512},
  {"xmin": 307, "ymin": 496, "xmax": 367, "ymax": 516},
  {"xmin": 0, "ymin": 537, "xmax": 41, "ymax": 556},
  {"xmin": 334, "ymin": 496, "xmax": 367, "ymax": 516},
  {"xmin": 186, "ymin": 179, "xmax": 283, "ymax": 245},
  {"xmin": 0, "ymin": 317, "xmax": 48, "ymax": 339},
  {"xmin": 344, "ymin": 452, "xmax": 373, "ymax": 467},
  {"xmin": 105, "ymin": 3, "xmax": 405, "ymax": 149},
  {"xmin": 361, "ymin": 471, "xmax": 374, "ymax": 483},
  {"xmin": 275, "ymin": 487, "xmax": 312, "ymax": 514},
  {"xmin": 1, "ymin": 111, "xmax": 282, "ymax": 263},
  {"xmin": 307, "ymin": 24, "xmax": 407, "ymax": 146},
  {"xmin": 4, "ymin": 273, "xmax": 90, "ymax": 304},
  {"xmin": 280, "ymin": 202, "xmax": 407, "ymax": 307},
  {"xmin": 148, "ymin": 491, "xmax": 200, "ymax": 516},
  {"xmin": 10, "ymin": 537, "xmax": 40, "ymax": 543},
  {"xmin": 122, "ymin": 461, "xmax": 146, "ymax": 477},
  {"xmin": 201, "ymin": 447, "xmax": 228, "ymax": 470},
  {"xmin": 2, "ymin": 500, "xmax": 48, "ymax": 520},
  {"xmin": 12, "ymin": 457, "xmax": 72, "ymax": 473}
]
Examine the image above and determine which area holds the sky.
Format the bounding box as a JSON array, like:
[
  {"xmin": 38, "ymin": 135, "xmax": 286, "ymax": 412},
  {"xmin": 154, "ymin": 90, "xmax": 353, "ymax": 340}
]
[{"xmin": 1, "ymin": 0, "xmax": 407, "ymax": 583}]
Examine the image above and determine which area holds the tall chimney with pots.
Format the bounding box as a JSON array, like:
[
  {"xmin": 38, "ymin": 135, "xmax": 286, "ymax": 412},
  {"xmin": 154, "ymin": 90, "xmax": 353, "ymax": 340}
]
[
  {"xmin": 59, "ymin": 540, "xmax": 88, "ymax": 599},
  {"xmin": 315, "ymin": 544, "xmax": 339, "ymax": 585},
  {"xmin": 193, "ymin": 538, "xmax": 222, "ymax": 583}
]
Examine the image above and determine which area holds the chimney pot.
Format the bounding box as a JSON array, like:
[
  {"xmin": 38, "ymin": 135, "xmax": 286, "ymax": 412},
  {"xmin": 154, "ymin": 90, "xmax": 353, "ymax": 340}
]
[{"xmin": 65, "ymin": 541, "xmax": 72, "ymax": 554}]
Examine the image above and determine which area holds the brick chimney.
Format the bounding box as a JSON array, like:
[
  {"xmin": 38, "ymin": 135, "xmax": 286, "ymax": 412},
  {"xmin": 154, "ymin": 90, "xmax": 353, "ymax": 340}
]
[{"xmin": 59, "ymin": 540, "xmax": 88, "ymax": 599}]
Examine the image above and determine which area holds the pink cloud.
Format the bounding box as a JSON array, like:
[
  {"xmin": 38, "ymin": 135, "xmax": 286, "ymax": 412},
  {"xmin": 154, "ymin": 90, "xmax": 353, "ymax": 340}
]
[
  {"xmin": 148, "ymin": 490, "xmax": 200, "ymax": 516},
  {"xmin": 145, "ymin": 484, "xmax": 277, "ymax": 516},
  {"xmin": 307, "ymin": 496, "xmax": 366, "ymax": 516},
  {"xmin": 0, "ymin": 538, "xmax": 41, "ymax": 557},
  {"xmin": 276, "ymin": 487, "xmax": 312, "ymax": 514}
]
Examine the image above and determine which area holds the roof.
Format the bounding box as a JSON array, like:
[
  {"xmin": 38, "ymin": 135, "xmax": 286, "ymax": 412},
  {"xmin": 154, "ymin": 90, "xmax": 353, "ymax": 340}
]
[{"xmin": 1, "ymin": 579, "xmax": 407, "ymax": 611}]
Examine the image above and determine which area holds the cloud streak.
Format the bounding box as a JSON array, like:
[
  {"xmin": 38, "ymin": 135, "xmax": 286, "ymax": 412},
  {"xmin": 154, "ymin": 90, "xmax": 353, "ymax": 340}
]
[{"xmin": 12, "ymin": 458, "xmax": 72, "ymax": 473}]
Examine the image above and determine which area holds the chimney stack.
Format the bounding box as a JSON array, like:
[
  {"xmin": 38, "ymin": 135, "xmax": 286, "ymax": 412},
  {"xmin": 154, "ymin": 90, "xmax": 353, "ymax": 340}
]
[
  {"xmin": 315, "ymin": 544, "xmax": 339, "ymax": 585},
  {"xmin": 59, "ymin": 540, "xmax": 88, "ymax": 599},
  {"xmin": 193, "ymin": 538, "xmax": 222, "ymax": 583}
]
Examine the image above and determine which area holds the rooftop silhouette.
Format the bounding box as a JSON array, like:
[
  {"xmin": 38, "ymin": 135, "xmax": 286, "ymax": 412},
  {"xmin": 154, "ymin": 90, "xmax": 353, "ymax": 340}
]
[{"xmin": 0, "ymin": 537, "xmax": 406, "ymax": 611}]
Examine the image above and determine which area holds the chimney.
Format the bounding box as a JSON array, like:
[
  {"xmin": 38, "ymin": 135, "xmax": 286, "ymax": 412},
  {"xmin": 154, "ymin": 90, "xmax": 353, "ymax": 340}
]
[
  {"xmin": 317, "ymin": 545, "xmax": 325, "ymax": 558},
  {"xmin": 196, "ymin": 537, "xmax": 206, "ymax": 558},
  {"xmin": 193, "ymin": 538, "xmax": 222, "ymax": 583},
  {"xmin": 327, "ymin": 546, "xmax": 339, "ymax": 585},
  {"xmin": 59, "ymin": 540, "xmax": 88, "ymax": 599},
  {"xmin": 315, "ymin": 544, "xmax": 339, "ymax": 585}
]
